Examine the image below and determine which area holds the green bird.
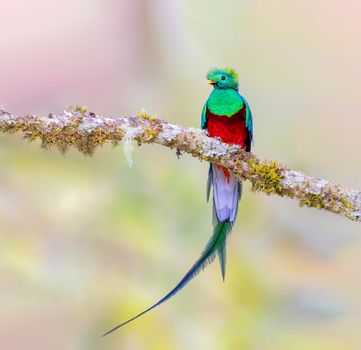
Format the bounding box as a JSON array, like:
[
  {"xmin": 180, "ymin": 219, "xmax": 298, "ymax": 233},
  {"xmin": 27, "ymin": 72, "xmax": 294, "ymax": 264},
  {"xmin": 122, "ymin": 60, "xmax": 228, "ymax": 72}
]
[{"xmin": 103, "ymin": 68, "xmax": 253, "ymax": 336}]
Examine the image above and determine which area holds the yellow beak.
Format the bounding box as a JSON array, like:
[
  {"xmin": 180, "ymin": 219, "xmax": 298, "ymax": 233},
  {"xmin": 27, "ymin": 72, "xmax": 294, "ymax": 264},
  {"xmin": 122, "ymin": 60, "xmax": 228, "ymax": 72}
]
[{"xmin": 207, "ymin": 79, "xmax": 215, "ymax": 85}]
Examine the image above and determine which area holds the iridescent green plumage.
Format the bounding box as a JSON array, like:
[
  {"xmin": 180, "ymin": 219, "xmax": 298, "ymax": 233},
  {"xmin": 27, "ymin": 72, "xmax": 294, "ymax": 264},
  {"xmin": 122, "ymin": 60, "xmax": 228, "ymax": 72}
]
[
  {"xmin": 103, "ymin": 68, "xmax": 253, "ymax": 335},
  {"xmin": 102, "ymin": 221, "xmax": 232, "ymax": 336},
  {"xmin": 202, "ymin": 68, "xmax": 253, "ymax": 279},
  {"xmin": 201, "ymin": 68, "xmax": 253, "ymax": 137}
]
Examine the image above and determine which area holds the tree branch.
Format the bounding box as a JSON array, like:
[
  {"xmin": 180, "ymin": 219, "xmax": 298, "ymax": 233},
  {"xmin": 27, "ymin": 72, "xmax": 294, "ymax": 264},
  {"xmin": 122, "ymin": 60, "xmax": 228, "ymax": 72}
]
[{"xmin": 0, "ymin": 106, "xmax": 360, "ymax": 223}]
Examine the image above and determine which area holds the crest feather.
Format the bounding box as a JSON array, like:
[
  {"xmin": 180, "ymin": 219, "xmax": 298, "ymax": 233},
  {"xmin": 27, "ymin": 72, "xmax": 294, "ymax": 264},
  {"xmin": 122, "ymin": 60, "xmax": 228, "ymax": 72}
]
[
  {"xmin": 223, "ymin": 68, "xmax": 238, "ymax": 81},
  {"xmin": 207, "ymin": 67, "xmax": 238, "ymax": 82}
]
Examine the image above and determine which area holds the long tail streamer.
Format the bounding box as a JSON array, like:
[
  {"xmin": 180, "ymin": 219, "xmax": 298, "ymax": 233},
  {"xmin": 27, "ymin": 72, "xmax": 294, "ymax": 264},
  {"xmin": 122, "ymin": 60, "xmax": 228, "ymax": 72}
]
[{"xmin": 102, "ymin": 221, "xmax": 232, "ymax": 336}]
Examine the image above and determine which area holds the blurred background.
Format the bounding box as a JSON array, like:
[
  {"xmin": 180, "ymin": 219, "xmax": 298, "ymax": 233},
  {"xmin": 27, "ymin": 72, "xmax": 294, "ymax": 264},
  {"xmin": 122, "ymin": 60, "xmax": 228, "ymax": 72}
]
[{"xmin": 0, "ymin": 0, "xmax": 361, "ymax": 349}]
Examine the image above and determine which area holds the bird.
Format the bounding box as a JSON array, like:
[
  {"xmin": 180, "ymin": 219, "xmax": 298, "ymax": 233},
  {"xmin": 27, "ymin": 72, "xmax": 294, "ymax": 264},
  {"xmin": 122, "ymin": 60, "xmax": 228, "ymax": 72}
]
[{"xmin": 102, "ymin": 68, "xmax": 253, "ymax": 336}]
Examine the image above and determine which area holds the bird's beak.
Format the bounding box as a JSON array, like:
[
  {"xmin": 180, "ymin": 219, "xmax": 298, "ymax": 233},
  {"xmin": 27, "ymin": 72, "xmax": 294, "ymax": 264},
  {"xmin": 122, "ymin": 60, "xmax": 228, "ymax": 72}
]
[{"xmin": 207, "ymin": 79, "xmax": 216, "ymax": 85}]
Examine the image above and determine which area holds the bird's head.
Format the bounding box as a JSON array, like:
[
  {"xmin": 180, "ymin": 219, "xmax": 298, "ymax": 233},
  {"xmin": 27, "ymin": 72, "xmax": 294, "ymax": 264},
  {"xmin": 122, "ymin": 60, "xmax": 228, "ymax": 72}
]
[{"xmin": 207, "ymin": 68, "xmax": 239, "ymax": 90}]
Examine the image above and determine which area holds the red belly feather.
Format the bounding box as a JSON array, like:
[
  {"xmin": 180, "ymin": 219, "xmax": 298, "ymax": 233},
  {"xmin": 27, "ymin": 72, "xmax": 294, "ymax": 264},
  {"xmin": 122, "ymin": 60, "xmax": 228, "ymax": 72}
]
[
  {"xmin": 206, "ymin": 107, "xmax": 248, "ymax": 148},
  {"xmin": 207, "ymin": 107, "xmax": 249, "ymax": 182}
]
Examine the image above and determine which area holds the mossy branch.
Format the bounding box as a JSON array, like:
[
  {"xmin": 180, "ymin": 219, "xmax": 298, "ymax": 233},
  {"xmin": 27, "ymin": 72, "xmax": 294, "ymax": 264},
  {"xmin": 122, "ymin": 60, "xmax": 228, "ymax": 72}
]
[{"xmin": 0, "ymin": 107, "xmax": 360, "ymax": 223}]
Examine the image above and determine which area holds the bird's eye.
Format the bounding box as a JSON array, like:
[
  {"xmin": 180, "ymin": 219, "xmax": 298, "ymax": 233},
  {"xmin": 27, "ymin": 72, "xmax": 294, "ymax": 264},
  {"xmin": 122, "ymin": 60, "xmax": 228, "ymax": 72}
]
[{"xmin": 221, "ymin": 76, "xmax": 226, "ymax": 80}]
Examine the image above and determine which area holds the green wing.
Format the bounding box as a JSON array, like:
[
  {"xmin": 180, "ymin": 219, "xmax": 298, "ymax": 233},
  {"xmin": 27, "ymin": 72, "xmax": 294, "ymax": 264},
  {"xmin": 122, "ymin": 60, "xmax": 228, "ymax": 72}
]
[
  {"xmin": 201, "ymin": 102, "xmax": 208, "ymax": 129},
  {"xmin": 242, "ymin": 96, "xmax": 253, "ymax": 141}
]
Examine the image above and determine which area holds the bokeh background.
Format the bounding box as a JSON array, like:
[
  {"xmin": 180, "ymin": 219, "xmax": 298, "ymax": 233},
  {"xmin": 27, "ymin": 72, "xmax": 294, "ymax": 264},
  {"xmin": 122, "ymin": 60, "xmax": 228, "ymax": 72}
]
[{"xmin": 1, "ymin": 1, "xmax": 361, "ymax": 349}]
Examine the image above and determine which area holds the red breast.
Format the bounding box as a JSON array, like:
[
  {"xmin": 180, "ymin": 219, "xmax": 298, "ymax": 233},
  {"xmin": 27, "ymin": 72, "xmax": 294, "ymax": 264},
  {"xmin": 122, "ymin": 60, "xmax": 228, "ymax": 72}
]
[{"xmin": 206, "ymin": 106, "xmax": 248, "ymax": 148}]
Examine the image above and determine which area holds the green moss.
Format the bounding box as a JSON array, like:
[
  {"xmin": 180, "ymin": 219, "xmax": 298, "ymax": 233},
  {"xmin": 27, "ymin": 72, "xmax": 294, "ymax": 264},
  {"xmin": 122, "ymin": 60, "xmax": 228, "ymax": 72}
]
[
  {"xmin": 135, "ymin": 110, "xmax": 163, "ymax": 143},
  {"xmin": 340, "ymin": 197, "xmax": 354, "ymax": 211},
  {"xmin": 299, "ymin": 193, "xmax": 324, "ymax": 209},
  {"xmin": 139, "ymin": 124, "xmax": 162, "ymax": 143},
  {"xmin": 0, "ymin": 108, "xmax": 129, "ymax": 156},
  {"xmin": 247, "ymin": 158, "xmax": 285, "ymax": 194},
  {"xmin": 1, "ymin": 108, "xmax": 165, "ymax": 156},
  {"xmin": 136, "ymin": 110, "xmax": 157, "ymax": 121},
  {"xmin": 298, "ymin": 189, "xmax": 355, "ymax": 216},
  {"xmin": 75, "ymin": 105, "xmax": 88, "ymax": 113}
]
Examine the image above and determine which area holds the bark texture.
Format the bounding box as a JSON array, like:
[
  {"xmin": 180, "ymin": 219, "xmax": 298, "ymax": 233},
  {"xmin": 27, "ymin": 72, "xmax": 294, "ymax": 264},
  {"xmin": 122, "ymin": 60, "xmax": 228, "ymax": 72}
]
[{"xmin": 0, "ymin": 107, "xmax": 360, "ymax": 223}]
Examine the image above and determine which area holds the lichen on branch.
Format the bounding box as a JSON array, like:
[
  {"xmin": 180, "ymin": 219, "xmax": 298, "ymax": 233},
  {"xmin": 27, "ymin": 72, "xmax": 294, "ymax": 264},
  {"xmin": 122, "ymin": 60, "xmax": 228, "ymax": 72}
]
[{"xmin": 0, "ymin": 107, "xmax": 360, "ymax": 223}]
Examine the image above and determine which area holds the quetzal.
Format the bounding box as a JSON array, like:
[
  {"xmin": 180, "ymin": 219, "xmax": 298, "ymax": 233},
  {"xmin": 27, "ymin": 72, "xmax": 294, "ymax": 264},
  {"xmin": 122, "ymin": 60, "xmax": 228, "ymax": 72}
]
[{"xmin": 103, "ymin": 68, "xmax": 253, "ymax": 336}]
